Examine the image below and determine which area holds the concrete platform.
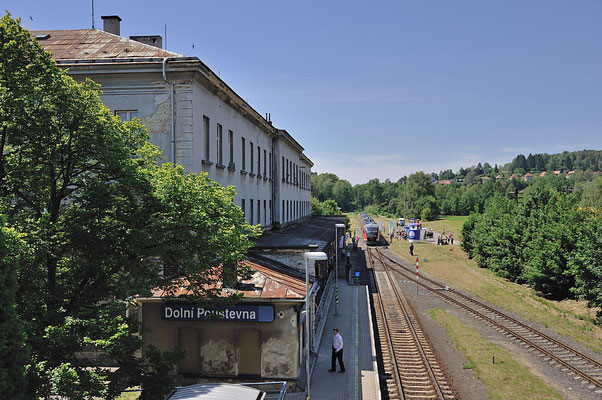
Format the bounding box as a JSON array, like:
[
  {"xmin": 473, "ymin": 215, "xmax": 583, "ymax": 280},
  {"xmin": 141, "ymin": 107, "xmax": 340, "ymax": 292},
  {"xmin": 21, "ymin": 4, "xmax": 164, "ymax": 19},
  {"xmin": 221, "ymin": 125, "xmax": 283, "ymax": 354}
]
[{"xmin": 289, "ymin": 243, "xmax": 381, "ymax": 400}]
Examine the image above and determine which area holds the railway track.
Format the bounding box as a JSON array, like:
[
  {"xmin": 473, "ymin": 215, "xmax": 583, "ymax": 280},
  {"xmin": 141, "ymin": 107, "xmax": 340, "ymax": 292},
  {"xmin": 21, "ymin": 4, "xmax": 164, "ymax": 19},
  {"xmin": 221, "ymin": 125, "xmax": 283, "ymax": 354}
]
[
  {"xmin": 368, "ymin": 247, "xmax": 455, "ymax": 400},
  {"xmin": 372, "ymin": 246, "xmax": 602, "ymax": 396}
]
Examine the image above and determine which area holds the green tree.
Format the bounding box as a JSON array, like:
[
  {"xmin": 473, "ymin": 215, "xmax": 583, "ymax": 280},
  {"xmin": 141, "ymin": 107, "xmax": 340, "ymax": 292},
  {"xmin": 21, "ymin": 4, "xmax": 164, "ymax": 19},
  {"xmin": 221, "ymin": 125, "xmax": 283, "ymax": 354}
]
[
  {"xmin": 0, "ymin": 14, "xmax": 258, "ymax": 398},
  {"xmin": 405, "ymin": 172, "xmax": 435, "ymax": 218},
  {"xmin": 332, "ymin": 179, "xmax": 353, "ymax": 211},
  {"xmin": 570, "ymin": 212, "xmax": 602, "ymax": 323},
  {"xmin": 0, "ymin": 216, "xmax": 28, "ymax": 399}
]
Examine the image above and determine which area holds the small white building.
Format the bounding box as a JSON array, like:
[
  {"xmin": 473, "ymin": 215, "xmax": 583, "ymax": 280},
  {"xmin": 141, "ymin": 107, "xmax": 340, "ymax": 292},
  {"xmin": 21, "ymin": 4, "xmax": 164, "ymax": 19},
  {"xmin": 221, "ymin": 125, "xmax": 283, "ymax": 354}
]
[{"xmin": 32, "ymin": 16, "xmax": 312, "ymax": 229}]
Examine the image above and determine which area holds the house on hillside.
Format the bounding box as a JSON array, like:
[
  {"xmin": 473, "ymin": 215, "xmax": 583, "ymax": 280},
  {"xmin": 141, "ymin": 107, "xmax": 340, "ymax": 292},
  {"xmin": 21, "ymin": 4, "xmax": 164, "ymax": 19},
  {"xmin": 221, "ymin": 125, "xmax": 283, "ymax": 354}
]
[
  {"xmin": 554, "ymin": 170, "xmax": 562, "ymax": 175},
  {"xmin": 438, "ymin": 179, "xmax": 452, "ymax": 185},
  {"xmin": 495, "ymin": 175, "xmax": 504, "ymax": 181},
  {"xmin": 539, "ymin": 171, "xmax": 547, "ymax": 177},
  {"xmin": 510, "ymin": 174, "xmax": 519, "ymax": 179},
  {"xmin": 567, "ymin": 170, "xmax": 575, "ymax": 178},
  {"xmin": 524, "ymin": 173, "xmax": 534, "ymax": 181},
  {"xmin": 31, "ymin": 16, "xmax": 311, "ymax": 230},
  {"xmin": 481, "ymin": 176, "xmax": 490, "ymax": 183}
]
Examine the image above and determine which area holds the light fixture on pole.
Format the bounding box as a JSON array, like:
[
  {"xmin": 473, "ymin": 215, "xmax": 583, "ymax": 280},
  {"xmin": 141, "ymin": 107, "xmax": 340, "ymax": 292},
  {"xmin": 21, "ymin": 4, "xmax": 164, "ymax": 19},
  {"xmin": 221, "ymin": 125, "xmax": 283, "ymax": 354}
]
[
  {"xmin": 303, "ymin": 251, "xmax": 327, "ymax": 400},
  {"xmin": 334, "ymin": 223, "xmax": 346, "ymax": 315}
]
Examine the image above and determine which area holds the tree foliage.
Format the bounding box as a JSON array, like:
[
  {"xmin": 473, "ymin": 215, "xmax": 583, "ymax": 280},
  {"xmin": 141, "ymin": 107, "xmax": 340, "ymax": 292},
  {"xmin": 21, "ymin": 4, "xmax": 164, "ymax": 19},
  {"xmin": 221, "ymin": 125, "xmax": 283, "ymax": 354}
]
[
  {"xmin": 1, "ymin": 14, "xmax": 258, "ymax": 398},
  {"xmin": 0, "ymin": 216, "xmax": 28, "ymax": 399},
  {"xmin": 462, "ymin": 177, "xmax": 602, "ymax": 322}
]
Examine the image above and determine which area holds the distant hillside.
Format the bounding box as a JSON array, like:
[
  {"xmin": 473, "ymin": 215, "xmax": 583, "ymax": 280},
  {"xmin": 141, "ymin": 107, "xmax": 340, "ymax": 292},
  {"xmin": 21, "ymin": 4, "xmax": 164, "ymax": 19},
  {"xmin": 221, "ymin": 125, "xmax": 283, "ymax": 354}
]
[{"xmin": 502, "ymin": 149, "xmax": 602, "ymax": 174}]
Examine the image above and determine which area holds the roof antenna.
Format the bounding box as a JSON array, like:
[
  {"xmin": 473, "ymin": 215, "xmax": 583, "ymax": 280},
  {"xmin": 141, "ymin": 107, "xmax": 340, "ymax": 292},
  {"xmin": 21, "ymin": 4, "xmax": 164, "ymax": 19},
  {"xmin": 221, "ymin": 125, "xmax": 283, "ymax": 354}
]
[{"xmin": 91, "ymin": 0, "xmax": 95, "ymax": 29}]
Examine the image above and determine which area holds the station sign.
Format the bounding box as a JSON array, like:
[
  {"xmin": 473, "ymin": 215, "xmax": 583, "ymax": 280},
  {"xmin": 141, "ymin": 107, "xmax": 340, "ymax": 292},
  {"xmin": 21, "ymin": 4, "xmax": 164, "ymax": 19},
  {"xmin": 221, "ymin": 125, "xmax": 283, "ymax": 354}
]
[{"xmin": 161, "ymin": 303, "xmax": 275, "ymax": 323}]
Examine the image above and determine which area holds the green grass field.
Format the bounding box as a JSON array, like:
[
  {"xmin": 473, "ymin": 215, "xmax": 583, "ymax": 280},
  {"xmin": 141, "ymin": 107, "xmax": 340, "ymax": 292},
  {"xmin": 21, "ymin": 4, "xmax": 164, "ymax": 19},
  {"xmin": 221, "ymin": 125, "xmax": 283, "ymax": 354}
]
[{"xmin": 428, "ymin": 308, "xmax": 564, "ymax": 400}]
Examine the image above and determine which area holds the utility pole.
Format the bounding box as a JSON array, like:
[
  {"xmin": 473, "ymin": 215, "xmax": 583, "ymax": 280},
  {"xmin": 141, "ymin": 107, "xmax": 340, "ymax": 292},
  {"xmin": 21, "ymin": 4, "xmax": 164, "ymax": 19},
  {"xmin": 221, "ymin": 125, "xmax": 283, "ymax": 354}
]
[{"xmin": 403, "ymin": 179, "xmax": 406, "ymax": 222}]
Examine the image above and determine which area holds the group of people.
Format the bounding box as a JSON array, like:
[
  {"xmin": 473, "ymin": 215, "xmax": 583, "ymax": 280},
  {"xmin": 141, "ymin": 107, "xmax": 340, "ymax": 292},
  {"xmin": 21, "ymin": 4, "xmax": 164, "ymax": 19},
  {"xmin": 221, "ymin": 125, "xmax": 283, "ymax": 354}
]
[
  {"xmin": 437, "ymin": 230, "xmax": 454, "ymax": 245},
  {"xmin": 391, "ymin": 229, "xmax": 407, "ymax": 240}
]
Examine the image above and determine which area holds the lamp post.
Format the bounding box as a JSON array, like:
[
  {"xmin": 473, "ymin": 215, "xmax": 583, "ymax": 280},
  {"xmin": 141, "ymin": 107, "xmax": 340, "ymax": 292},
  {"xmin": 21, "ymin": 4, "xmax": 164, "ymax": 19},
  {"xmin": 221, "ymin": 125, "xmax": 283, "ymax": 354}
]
[
  {"xmin": 303, "ymin": 251, "xmax": 327, "ymax": 400},
  {"xmin": 334, "ymin": 223, "xmax": 346, "ymax": 315}
]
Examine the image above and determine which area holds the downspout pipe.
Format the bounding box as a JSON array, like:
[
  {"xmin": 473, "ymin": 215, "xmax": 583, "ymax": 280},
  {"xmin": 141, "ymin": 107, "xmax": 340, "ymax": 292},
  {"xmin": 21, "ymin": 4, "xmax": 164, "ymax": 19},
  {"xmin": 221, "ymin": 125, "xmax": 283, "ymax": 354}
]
[{"xmin": 162, "ymin": 58, "xmax": 175, "ymax": 164}]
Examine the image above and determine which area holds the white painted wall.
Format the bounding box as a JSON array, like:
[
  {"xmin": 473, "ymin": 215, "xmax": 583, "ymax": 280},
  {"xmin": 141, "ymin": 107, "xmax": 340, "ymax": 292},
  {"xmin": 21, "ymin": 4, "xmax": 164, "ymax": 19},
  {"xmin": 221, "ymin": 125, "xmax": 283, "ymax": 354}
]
[{"xmin": 73, "ymin": 66, "xmax": 311, "ymax": 230}]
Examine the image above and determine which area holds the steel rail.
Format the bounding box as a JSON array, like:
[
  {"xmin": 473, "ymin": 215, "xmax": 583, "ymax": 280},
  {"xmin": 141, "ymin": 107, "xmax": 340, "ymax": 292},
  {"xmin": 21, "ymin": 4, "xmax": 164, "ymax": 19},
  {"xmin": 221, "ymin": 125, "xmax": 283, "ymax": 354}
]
[
  {"xmin": 378, "ymin": 250, "xmax": 602, "ymax": 371},
  {"xmin": 374, "ymin": 247, "xmax": 602, "ymax": 390},
  {"xmin": 367, "ymin": 247, "xmax": 405, "ymax": 399},
  {"xmin": 369, "ymin": 247, "xmax": 448, "ymax": 400}
]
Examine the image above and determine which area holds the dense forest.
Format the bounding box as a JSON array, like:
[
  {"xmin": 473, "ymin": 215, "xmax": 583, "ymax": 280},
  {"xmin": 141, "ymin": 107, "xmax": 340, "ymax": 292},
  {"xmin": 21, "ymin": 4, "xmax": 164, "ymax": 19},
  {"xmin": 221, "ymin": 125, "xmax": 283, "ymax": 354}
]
[
  {"xmin": 311, "ymin": 149, "xmax": 601, "ymax": 220},
  {"xmin": 462, "ymin": 177, "xmax": 602, "ymax": 321}
]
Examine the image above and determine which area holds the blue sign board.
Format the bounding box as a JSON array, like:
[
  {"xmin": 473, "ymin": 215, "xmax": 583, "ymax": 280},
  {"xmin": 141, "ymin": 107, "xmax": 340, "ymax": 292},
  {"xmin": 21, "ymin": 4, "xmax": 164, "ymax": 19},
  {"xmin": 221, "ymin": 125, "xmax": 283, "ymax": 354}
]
[
  {"xmin": 405, "ymin": 225, "xmax": 422, "ymax": 241},
  {"xmin": 162, "ymin": 303, "xmax": 275, "ymax": 323}
]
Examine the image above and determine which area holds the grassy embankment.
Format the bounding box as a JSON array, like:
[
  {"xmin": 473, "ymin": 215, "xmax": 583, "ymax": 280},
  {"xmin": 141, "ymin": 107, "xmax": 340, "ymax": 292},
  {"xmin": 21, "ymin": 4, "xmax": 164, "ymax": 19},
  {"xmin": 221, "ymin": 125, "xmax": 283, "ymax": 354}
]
[
  {"xmin": 347, "ymin": 213, "xmax": 602, "ymax": 354},
  {"xmin": 428, "ymin": 308, "xmax": 563, "ymax": 400}
]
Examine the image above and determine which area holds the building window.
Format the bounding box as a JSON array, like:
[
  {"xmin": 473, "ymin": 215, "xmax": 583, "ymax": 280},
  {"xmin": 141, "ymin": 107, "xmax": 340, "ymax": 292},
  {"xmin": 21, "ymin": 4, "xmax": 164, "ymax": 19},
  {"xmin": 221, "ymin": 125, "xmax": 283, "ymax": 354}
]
[
  {"xmin": 282, "ymin": 200, "xmax": 285, "ymax": 222},
  {"xmin": 115, "ymin": 110, "xmax": 138, "ymax": 121},
  {"xmin": 257, "ymin": 200, "xmax": 261, "ymax": 226},
  {"xmin": 263, "ymin": 200, "xmax": 267, "ymax": 226},
  {"xmin": 282, "ymin": 157, "xmax": 285, "ymax": 181},
  {"xmin": 241, "ymin": 199, "xmax": 246, "ymax": 218},
  {"xmin": 269, "ymin": 200, "xmax": 272, "ymax": 221},
  {"xmin": 250, "ymin": 142, "xmax": 254, "ymax": 174},
  {"xmin": 257, "ymin": 145, "xmax": 261, "ymax": 176},
  {"xmin": 269, "ymin": 152, "xmax": 272, "ymax": 179},
  {"xmin": 241, "ymin": 137, "xmax": 246, "ymax": 170},
  {"xmin": 263, "ymin": 150, "xmax": 267, "ymax": 177},
  {"xmin": 228, "ymin": 130, "xmax": 234, "ymax": 165},
  {"xmin": 216, "ymin": 123, "xmax": 223, "ymax": 165},
  {"xmin": 250, "ymin": 199, "xmax": 254, "ymax": 225},
  {"xmin": 203, "ymin": 116, "xmax": 210, "ymax": 161}
]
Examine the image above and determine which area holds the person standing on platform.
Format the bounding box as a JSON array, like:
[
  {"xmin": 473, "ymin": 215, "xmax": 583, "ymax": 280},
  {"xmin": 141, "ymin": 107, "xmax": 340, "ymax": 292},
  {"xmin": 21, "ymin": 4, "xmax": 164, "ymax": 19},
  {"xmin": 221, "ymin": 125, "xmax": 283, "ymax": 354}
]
[{"xmin": 329, "ymin": 328, "xmax": 345, "ymax": 373}]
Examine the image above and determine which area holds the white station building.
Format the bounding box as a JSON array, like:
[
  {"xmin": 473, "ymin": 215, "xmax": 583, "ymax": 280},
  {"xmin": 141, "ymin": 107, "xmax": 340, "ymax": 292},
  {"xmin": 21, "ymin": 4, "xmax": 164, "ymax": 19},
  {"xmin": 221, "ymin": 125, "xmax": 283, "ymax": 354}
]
[{"xmin": 32, "ymin": 15, "xmax": 312, "ymax": 229}]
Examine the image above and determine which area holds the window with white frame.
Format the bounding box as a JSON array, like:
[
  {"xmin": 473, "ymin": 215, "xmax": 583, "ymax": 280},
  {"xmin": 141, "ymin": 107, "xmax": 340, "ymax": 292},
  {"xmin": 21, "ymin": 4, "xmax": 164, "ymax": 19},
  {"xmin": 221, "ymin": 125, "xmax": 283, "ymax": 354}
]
[{"xmin": 115, "ymin": 110, "xmax": 138, "ymax": 121}]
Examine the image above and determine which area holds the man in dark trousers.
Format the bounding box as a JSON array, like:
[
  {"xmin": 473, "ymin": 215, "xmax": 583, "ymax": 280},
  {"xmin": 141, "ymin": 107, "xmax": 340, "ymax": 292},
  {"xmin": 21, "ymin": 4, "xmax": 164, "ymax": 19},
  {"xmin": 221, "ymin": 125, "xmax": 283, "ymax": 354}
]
[
  {"xmin": 328, "ymin": 328, "xmax": 345, "ymax": 373},
  {"xmin": 409, "ymin": 242, "xmax": 414, "ymax": 256}
]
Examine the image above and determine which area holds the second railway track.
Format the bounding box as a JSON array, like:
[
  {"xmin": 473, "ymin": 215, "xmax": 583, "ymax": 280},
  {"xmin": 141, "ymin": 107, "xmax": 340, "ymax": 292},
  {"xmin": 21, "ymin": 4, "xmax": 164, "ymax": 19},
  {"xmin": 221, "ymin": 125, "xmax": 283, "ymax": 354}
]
[{"xmin": 371, "ymin": 246, "xmax": 602, "ymax": 396}]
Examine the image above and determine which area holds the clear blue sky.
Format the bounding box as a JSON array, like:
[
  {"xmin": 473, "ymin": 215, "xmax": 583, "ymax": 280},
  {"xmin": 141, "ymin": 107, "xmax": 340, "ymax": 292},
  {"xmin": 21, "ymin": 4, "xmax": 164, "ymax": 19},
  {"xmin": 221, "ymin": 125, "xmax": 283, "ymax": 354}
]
[{"xmin": 8, "ymin": 1, "xmax": 602, "ymax": 184}]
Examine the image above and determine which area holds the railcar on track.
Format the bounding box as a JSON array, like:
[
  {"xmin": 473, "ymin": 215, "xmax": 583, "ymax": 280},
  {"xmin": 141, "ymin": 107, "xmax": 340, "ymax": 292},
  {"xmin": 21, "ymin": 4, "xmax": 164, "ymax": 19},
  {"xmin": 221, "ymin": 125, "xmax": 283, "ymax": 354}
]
[{"xmin": 360, "ymin": 212, "xmax": 380, "ymax": 244}]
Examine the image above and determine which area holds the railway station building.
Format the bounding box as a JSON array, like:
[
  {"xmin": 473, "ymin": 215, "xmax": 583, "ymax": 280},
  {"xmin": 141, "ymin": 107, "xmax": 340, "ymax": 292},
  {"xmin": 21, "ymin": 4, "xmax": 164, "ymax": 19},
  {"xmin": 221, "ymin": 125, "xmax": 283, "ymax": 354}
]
[
  {"xmin": 130, "ymin": 215, "xmax": 345, "ymax": 384},
  {"xmin": 31, "ymin": 15, "xmax": 312, "ymax": 230}
]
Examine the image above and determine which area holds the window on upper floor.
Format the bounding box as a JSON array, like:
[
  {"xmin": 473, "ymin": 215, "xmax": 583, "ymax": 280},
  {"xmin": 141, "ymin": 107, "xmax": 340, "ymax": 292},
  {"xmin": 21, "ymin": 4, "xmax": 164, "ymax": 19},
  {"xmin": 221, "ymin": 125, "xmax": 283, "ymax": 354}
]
[
  {"xmin": 228, "ymin": 130, "xmax": 234, "ymax": 165},
  {"xmin": 241, "ymin": 137, "xmax": 246, "ymax": 170},
  {"xmin": 250, "ymin": 142, "xmax": 254, "ymax": 173},
  {"xmin": 115, "ymin": 110, "xmax": 138, "ymax": 121},
  {"xmin": 257, "ymin": 145, "xmax": 261, "ymax": 176},
  {"xmin": 263, "ymin": 150, "xmax": 267, "ymax": 177},
  {"xmin": 216, "ymin": 123, "xmax": 223, "ymax": 165},
  {"xmin": 203, "ymin": 116, "xmax": 210, "ymax": 161}
]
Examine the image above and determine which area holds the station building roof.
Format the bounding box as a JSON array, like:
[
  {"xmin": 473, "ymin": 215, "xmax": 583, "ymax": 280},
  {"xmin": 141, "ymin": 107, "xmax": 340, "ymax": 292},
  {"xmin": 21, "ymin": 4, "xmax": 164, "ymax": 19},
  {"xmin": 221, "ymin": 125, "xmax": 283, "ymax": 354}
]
[
  {"xmin": 30, "ymin": 29, "xmax": 182, "ymax": 60},
  {"xmin": 146, "ymin": 259, "xmax": 306, "ymax": 301},
  {"xmin": 252, "ymin": 215, "xmax": 346, "ymax": 253}
]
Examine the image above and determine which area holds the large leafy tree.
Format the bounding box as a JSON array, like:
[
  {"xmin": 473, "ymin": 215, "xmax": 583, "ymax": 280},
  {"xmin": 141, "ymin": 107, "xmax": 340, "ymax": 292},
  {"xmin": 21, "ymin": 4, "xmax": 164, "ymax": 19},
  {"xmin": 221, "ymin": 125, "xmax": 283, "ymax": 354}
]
[
  {"xmin": 0, "ymin": 216, "xmax": 28, "ymax": 400},
  {"xmin": 1, "ymin": 14, "xmax": 258, "ymax": 398}
]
